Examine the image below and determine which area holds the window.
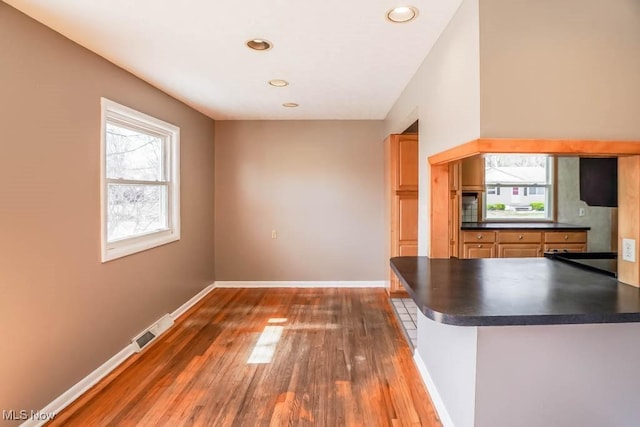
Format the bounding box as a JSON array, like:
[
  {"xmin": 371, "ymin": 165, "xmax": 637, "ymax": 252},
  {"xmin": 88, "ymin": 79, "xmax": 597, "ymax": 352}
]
[
  {"xmin": 101, "ymin": 98, "xmax": 180, "ymax": 262},
  {"xmin": 484, "ymin": 154, "xmax": 554, "ymax": 221}
]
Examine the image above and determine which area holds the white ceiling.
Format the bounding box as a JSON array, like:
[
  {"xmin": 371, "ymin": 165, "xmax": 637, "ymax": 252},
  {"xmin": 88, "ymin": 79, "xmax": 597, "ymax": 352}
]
[{"xmin": 6, "ymin": 0, "xmax": 462, "ymax": 120}]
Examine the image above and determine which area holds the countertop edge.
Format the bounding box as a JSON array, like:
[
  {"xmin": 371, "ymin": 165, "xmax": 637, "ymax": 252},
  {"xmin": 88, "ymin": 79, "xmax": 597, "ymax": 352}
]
[
  {"xmin": 390, "ymin": 257, "xmax": 640, "ymax": 327},
  {"xmin": 461, "ymin": 222, "xmax": 591, "ymax": 231}
]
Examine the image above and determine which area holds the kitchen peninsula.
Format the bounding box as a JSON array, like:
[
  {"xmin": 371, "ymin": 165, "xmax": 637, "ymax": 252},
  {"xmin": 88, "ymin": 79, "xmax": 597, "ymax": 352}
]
[
  {"xmin": 391, "ymin": 256, "xmax": 640, "ymax": 427},
  {"xmin": 402, "ymin": 139, "xmax": 640, "ymax": 427}
]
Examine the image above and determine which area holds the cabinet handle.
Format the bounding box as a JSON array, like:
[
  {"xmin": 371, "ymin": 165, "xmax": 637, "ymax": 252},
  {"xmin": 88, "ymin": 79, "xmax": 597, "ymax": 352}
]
[
  {"xmin": 477, "ymin": 234, "xmax": 483, "ymax": 239},
  {"xmin": 518, "ymin": 235, "xmax": 523, "ymax": 240},
  {"xmin": 477, "ymin": 244, "xmax": 482, "ymax": 248},
  {"xmin": 564, "ymin": 235, "xmax": 569, "ymax": 240}
]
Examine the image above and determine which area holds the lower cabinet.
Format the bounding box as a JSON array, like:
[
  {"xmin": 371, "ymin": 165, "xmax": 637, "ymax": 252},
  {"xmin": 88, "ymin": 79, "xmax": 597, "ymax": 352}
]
[
  {"xmin": 497, "ymin": 231, "xmax": 543, "ymax": 258},
  {"xmin": 544, "ymin": 243, "xmax": 586, "ymax": 253},
  {"xmin": 498, "ymin": 243, "xmax": 542, "ymax": 258},
  {"xmin": 460, "ymin": 230, "xmax": 587, "ymax": 259}
]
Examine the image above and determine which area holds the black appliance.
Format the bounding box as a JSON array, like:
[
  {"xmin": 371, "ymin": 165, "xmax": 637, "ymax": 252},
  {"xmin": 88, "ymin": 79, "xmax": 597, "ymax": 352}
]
[{"xmin": 579, "ymin": 157, "xmax": 617, "ymax": 207}]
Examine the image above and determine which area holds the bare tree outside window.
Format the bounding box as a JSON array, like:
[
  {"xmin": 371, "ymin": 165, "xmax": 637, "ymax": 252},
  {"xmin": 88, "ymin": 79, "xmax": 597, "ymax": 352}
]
[
  {"xmin": 100, "ymin": 98, "xmax": 180, "ymax": 262},
  {"xmin": 105, "ymin": 123, "xmax": 168, "ymax": 241}
]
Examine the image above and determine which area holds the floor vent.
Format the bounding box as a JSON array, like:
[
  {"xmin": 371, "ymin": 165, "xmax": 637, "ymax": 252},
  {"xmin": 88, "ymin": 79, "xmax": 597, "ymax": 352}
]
[{"xmin": 131, "ymin": 314, "xmax": 174, "ymax": 352}]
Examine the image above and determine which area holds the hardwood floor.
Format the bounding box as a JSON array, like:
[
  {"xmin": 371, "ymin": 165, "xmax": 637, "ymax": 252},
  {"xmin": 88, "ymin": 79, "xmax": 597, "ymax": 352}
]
[{"xmin": 50, "ymin": 288, "xmax": 441, "ymax": 426}]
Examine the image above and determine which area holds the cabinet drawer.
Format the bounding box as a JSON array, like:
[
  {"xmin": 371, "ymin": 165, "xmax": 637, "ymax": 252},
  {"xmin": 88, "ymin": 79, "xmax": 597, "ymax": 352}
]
[
  {"xmin": 498, "ymin": 231, "xmax": 542, "ymax": 243},
  {"xmin": 544, "ymin": 243, "xmax": 586, "ymax": 253},
  {"xmin": 463, "ymin": 243, "xmax": 496, "ymax": 258},
  {"xmin": 498, "ymin": 243, "xmax": 542, "ymax": 258},
  {"xmin": 462, "ymin": 231, "xmax": 496, "ymax": 243},
  {"xmin": 544, "ymin": 231, "xmax": 587, "ymax": 243}
]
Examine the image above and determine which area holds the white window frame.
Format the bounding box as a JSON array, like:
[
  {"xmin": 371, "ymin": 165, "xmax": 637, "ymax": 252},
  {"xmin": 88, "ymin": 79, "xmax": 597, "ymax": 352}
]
[
  {"xmin": 483, "ymin": 155, "xmax": 554, "ymax": 222},
  {"xmin": 100, "ymin": 98, "xmax": 180, "ymax": 262}
]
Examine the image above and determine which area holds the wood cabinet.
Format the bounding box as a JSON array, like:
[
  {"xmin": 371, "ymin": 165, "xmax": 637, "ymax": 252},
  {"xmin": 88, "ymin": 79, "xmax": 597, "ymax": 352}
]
[
  {"xmin": 497, "ymin": 231, "xmax": 543, "ymax": 258},
  {"xmin": 396, "ymin": 136, "xmax": 418, "ymax": 191},
  {"xmin": 461, "ymin": 156, "xmax": 485, "ymax": 191},
  {"xmin": 544, "ymin": 243, "xmax": 586, "ymax": 253},
  {"xmin": 463, "ymin": 243, "xmax": 497, "ymax": 259},
  {"xmin": 449, "ymin": 162, "xmax": 461, "ymax": 257},
  {"xmin": 498, "ymin": 243, "xmax": 542, "ymax": 258},
  {"xmin": 544, "ymin": 231, "xmax": 587, "ymax": 244},
  {"xmin": 386, "ymin": 134, "xmax": 418, "ymax": 296},
  {"xmin": 461, "ymin": 231, "xmax": 496, "ymax": 258},
  {"xmin": 460, "ymin": 229, "xmax": 587, "ymax": 259},
  {"xmin": 543, "ymin": 231, "xmax": 588, "ymax": 253}
]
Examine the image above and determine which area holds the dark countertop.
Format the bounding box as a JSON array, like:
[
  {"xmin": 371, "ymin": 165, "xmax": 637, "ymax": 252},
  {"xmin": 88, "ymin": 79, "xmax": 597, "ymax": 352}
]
[
  {"xmin": 461, "ymin": 222, "xmax": 590, "ymax": 230},
  {"xmin": 390, "ymin": 256, "xmax": 640, "ymax": 326}
]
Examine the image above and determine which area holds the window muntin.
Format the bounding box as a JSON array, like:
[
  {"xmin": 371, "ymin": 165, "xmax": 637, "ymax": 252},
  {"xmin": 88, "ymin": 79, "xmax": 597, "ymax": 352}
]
[
  {"xmin": 101, "ymin": 98, "xmax": 180, "ymax": 262},
  {"xmin": 484, "ymin": 154, "xmax": 553, "ymax": 221}
]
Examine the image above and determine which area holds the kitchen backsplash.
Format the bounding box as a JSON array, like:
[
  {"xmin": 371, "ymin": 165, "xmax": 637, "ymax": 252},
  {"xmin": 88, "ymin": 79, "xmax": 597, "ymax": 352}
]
[{"xmin": 462, "ymin": 194, "xmax": 479, "ymax": 222}]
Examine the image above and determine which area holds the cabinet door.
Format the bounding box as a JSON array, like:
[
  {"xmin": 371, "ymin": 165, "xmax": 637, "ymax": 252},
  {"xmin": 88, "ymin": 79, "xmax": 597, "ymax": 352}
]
[
  {"xmin": 398, "ymin": 195, "xmax": 418, "ymax": 242},
  {"xmin": 544, "ymin": 243, "xmax": 586, "ymax": 253},
  {"xmin": 463, "ymin": 243, "xmax": 496, "ymax": 258},
  {"xmin": 461, "ymin": 156, "xmax": 485, "ymax": 190},
  {"xmin": 397, "ymin": 135, "xmax": 418, "ymax": 191},
  {"xmin": 498, "ymin": 243, "xmax": 542, "ymax": 258},
  {"xmin": 399, "ymin": 244, "xmax": 418, "ymax": 256}
]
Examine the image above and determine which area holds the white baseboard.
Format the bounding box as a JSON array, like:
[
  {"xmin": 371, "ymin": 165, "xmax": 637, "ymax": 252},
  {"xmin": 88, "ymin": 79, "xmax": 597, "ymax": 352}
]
[
  {"xmin": 171, "ymin": 283, "xmax": 216, "ymax": 320},
  {"xmin": 21, "ymin": 344, "xmax": 137, "ymax": 427},
  {"xmin": 413, "ymin": 352, "xmax": 454, "ymax": 427},
  {"xmin": 24, "ymin": 282, "xmax": 216, "ymax": 427},
  {"xmin": 214, "ymin": 281, "xmax": 386, "ymax": 288}
]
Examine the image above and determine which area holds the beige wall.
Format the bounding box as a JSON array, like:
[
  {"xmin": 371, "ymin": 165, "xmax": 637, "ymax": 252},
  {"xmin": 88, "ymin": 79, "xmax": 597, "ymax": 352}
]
[
  {"xmin": 215, "ymin": 120, "xmax": 385, "ymax": 281},
  {"xmin": 0, "ymin": 3, "xmax": 215, "ymax": 417},
  {"xmin": 480, "ymin": 0, "xmax": 640, "ymax": 139},
  {"xmin": 384, "ymin": 0, "xmax": 481, "ymax": 254}
]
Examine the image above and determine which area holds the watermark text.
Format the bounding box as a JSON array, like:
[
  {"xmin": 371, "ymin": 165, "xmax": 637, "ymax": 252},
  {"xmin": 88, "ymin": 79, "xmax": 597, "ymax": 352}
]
[{"xmin": 2, "ymin": 410, "xmax": 56, "ymax": 422}]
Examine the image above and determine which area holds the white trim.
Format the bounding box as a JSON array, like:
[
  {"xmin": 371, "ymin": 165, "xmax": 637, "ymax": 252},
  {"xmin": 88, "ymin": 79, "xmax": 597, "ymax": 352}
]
[
  {"xmin": 413, "ymin": 352, "xmax": 455, "ymax": 427},
  {"xmin": 21, "ymin": 344, "xmax": 137, "ymax": 427},
  {"xmin": 24, "ymin": 282, "xmax": 215, "ymax": 427},
  {"xmin": 171, "ymin": 283, "xmax": 216, "ymax": 320},
  {"xmin": 214, "ymin": 281, "xmax": 386, "ymax": 288},
  {"xmin": 100, "ymin": 97, "xmax": 181, "ymax": 263}
]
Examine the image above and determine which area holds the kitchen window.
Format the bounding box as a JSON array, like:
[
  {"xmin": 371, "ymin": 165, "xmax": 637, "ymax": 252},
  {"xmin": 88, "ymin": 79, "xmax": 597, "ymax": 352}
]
[
  {"xmin": 484, "ymin": 154, "xmax": 554, "ymax": 221},
  {"xmin": 100, "ymin": 98, "xmax": 180, "ymax": 262}
]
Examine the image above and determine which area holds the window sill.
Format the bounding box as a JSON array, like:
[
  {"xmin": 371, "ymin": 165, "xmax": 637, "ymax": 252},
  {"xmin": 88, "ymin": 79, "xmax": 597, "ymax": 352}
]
[{"xmin": 102, "ymin": 229, "xmax": 180, "ymax": 262}]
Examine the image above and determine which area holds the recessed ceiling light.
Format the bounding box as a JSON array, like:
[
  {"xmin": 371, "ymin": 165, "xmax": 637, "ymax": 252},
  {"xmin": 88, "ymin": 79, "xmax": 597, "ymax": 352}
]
[
  {"xmin": 282, "ymin": 102, "xmax": 299, "ymax": 108},
  {"xmin": 269, "ymin": 79, "xmax": 289, "ymax": 87},
  {"xmin": 246, "ymin": 39, "xmax": 272, "ymax": 51},
  {"xmin": 386, "ymin": 6, "xmax": 419, "ymax": 23}
]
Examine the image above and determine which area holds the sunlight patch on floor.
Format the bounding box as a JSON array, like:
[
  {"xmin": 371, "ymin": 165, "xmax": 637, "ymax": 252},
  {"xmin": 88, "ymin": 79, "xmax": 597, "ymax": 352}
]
[{"xmin": 247, "ymin": 318, "xmax": 287, "ymax": 364}]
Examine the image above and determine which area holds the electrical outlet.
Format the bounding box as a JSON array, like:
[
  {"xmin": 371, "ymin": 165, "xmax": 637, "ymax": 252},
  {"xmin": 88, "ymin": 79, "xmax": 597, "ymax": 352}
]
[
  {"xmin": 623, "ymin": 238, "xmax": 636, "ymax": 262},
  {"xmin": 578, "ymin": 208, "xmax": 586, "ymax": 217},
  {"xmin": 271, "ymin": 229, "xmax": 277, "ymax": 239}
]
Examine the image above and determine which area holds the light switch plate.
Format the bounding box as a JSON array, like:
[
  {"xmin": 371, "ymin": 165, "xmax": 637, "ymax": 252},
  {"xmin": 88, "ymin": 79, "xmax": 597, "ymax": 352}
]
[{"xmin": 623, "ymin": 238, "xmax": 636, "ymax": 262}]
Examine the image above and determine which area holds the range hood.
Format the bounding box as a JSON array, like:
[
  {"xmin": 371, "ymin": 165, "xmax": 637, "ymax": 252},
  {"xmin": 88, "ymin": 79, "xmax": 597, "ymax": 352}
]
[{"xmin": 579, "ymin": 157, "xmax": 618, "ymax": 207}]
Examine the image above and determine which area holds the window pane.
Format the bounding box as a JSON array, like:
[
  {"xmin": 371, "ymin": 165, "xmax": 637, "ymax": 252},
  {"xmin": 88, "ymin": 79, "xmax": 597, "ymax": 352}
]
[
  {"xmin": 485, "ymin": 155, "xmax": 550, "ymax": 185},
  {"xmin": 107, "ymin": 184, "xmax": 168, "ymax": 242},
  {"xmin": 106, "ymin": 123, "xmax": 164, "ymax": 181},
  {"xmin": 485, "ymin": 186, "xmax": 549, "ymax": 219}
]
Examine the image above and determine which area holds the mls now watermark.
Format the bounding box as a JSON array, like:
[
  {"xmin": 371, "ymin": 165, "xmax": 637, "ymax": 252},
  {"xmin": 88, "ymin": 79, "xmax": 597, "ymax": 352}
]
[{"xmin": 2, "ymin": 410, "xmax": 56, "ymax": 422}]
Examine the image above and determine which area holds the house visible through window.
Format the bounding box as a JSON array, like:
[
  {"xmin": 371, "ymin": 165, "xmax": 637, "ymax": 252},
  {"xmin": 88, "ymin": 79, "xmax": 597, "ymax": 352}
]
[
  {"xmin": 101, "ymin": 98, "xmax": 180, "ymax": 262},
  {"xmin": 484, "ymin": 154, "xmax": 554, "ymax": 220}
]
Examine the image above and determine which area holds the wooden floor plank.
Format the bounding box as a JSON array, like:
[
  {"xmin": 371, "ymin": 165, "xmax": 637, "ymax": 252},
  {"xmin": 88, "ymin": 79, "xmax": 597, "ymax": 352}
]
[{"xmin": 49, "ymin": 288, "xmax": 441, "ymax": 426}]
